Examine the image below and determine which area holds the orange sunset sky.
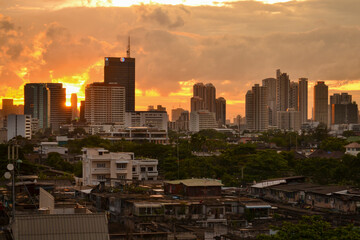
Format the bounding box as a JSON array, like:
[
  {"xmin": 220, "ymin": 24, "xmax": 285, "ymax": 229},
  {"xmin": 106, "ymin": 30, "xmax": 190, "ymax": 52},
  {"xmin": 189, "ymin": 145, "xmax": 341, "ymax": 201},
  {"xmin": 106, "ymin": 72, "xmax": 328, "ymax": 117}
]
[{"xmin": 1, "ymin": 0, "xmax": 360, "ymax": 120}]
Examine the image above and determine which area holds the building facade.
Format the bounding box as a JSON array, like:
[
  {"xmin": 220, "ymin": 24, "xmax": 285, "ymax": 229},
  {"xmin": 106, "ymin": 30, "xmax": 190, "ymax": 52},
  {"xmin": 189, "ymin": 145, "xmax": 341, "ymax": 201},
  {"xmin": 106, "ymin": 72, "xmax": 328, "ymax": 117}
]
[
  {"xmin": 298, "ymin": 78, "xmax": 308, "ymax": 124},
  {"xmin": 24, "ymin": 83, "xmax": 50, "ymax": 130},
  {"xmin": 262, "ymin": 78, "xmax": 277, "ymax": 126},
  {"xmin": 104, "ymin": 57, "xmax": 135, "ymax": 112},
  {"xmin": 189, "ymin": 110, "xmax": 218, "ymax": 132},
  {"xmin": 245, "ymin": 84, "xmax": 268, "ymax": 131},
  {"xmin": 46, "ymin": 83, "xmax": 71, "ymax": 131},
  {"xmin": 215, "ymin": 97, "xmax": 226, "ymax": 126},
  {"xmin": 276, "ymin": 69, "xmax": 290, "ymax": 113},
  {"xmin": 276, "ymin": 108, "xmax": 301, "ymax": 131},
  {"xmin": 82, "ymin": 148, "xmax": 158, "ymax": 186},
  {"xmin": 125, "ymin": 111, "xmax": 168, "ymax": 131},
  {"xmin": 85, "ymin": 82, "xmax": 125, "ymax": 125},
  {"xmin": 7, "ymin": 114, "xmax": 32, "ymax": 141},
  {"xmin": 314, "ymin": 81, "xmax": 328, "ymax": 126}
]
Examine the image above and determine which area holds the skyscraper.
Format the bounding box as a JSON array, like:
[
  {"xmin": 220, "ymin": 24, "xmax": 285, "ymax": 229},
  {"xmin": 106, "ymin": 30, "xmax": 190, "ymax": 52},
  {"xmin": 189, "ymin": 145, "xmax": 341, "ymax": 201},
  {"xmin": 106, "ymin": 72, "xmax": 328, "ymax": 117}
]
[
  {"xmin": 262, "ymin": 78, "xmax": 276, "ymax": 126},
  {"xmin": 191, "ymin": 96, "xmax": 204, "ymax": 112},
  {"xmin": 205, "ymin": 83, "xmax": 216, "ymax": 113},
  {"xmin": 330, "ymin": 93, "xmax": 357, "ymax": 124},
  {"xmin": 298, "ymin": 78, "xmax": 308, "ymax": 124},
  {"xmin": 24, "ymin": 83, "xmax": 50, "ymax": 130},
  {"xmin": 85, "ymin": 82, "xmax": 125, "ymax": 124},
  {"xmin": 215, "ymin": 97, "xmax": 226, "ymax": 126},
  {"xmin": 193, "ymin": 83, "xmax": 206, "ymax": 100},
  {"xmin": 104, "ymin": 56, "xmax": 135, "ymax": 112},
  {"xmin": 289, "ymin": 82, "xmax": 299, "ymax": 110},
  {"xmin": 71, "ymin": 93, "xmax": 79, "ymax": 120},
  {"xmin": 46, "ymin": 83, "xmax": 70, "ymax": 131},
  {"xmin": 246, "ymin": 84, "xmax": 268, "ymax": 131},
  {"xmin": 276, "ymin": 69, "xmax": 290, "ymax": 112},
  {"xmin": 314, "ymin": 81, "xmax": 328, "ymax": 125}
]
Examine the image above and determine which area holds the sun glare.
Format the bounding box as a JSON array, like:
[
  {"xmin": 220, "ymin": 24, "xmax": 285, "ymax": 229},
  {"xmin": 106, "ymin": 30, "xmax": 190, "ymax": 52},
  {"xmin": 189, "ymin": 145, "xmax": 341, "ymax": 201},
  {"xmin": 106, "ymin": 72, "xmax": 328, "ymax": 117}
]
[{"xmin": 80, "ymin": 0, "xmax": 296, "ymax": 8}]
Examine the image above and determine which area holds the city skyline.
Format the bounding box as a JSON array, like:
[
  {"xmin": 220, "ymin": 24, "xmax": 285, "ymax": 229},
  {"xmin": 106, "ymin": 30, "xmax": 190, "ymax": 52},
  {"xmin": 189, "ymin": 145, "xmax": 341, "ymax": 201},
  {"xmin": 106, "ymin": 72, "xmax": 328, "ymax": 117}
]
[{"xmin": 1, "ymin": 0, "xmax": 360, "ymax": 120}]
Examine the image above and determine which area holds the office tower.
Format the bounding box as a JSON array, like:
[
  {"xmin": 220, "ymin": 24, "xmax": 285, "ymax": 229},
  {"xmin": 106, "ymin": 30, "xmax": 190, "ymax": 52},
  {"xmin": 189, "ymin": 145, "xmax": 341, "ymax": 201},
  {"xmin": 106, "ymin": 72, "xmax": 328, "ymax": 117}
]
[
  {"xmin": 172, "ymin": 108, "xmax": 186, "ymax": 122},
  {"xmin": 2, "ymin": 99, "xmax": 24, "ymax": 118},
  {"xmin": 85, "ymin": 82, "xmax": 125, "ymax": 124},
  {"xmin": 205, "ymin": 83, "xmax": 216, "ymax": 113},
  {"xmin": 215, "ymin": 97, "xmax": 226, "ymax": 126},
  {"xmin": 332, "ymin": 103, "xmax": 358, "ymax": 124},
  {"xmin": 104, "ymin": 55, "xmax": 135, "ymax": 112},
  {"xmin": 262, "ymin": 78, "xmax": 277, "ymax": 126},
  {"xmin": 276, "ymin": 69, "xmax": 290, "ymax": 112},
  {"xmin": 330, "ymin": 93, "xmax": 357, "ymax": 124},
  {"xmin": 80, "ymin": 101, "xmax": 85, "ymax": 122},
  {"xmin": 7, "ymin": 114, "xmax": 32, "ymax": 141},
  {"xmin": 245, "ymin": 84, "xmax": 268, "ymax": 131},
  {"xmin": 24, "ymin": 83, "xmax": 50, "ymax": 130},
  {"xmin": 193, "ymin": 83, "xmax": 206, "ymax": 100},
  {"xmin": 277, "ymin": 108, "xmax": 301, "ymax": 131},
  {"xmin": 191, "ymin": 96, "xmax": 204, "ymax": 112},
  {"xmin": 71, "ymin": 93, "xmax": 79, "ymax": 120},
  {"xmin": 189, "ymin": 110, "xmax": 217, "ymax": 132},
  {"xmin": 298, "ymin": 78, "xmax": 308, "ymax": 124},
  {"xmin": 289, "ymin": 82, "xmax": 299, "ymax": 110},
  {"xmin": 46, "ymin": 83, "xmax": 71, "ymax": 131},
  {"xmin": 314, "ymin": 81, "xmax": 328, "ymax": 125}
]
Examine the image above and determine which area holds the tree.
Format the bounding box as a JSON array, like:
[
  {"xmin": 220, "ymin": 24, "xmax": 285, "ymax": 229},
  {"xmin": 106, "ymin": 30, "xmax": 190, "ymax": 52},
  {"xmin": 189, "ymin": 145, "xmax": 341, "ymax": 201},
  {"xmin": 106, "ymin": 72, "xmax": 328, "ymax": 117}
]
[
  {"xmin": 258, "ymin": 215, "xmax": 360, "ymax": 240},
  {"xmin": 320, "ymin": 137, "xmax": 346, "ymax": 152}
]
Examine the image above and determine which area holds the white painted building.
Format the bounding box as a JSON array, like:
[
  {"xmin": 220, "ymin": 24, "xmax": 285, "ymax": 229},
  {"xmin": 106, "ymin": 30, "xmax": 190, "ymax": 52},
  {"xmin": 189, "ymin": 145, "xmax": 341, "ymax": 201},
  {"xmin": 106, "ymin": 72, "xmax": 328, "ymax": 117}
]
[
  {"xmin": 40, "ymin": 142, "xmax": 68, "ymax": 155},
  {"xmin": 125, "ymin": 111, "xmax": 168, "ymax": 131},
  {"xmin": 345, "ymin": 142, "xmax": 360, "ymax": 156},
  {"xmin": 189, "ymin": 110, "xmax": 218, "ymax": 132},
  {"xmin": 82, "ymin": 148, "xmax": 158, "ymax": 186},
  {"xmin": 7, "ymin": 114, "xmax": 32, "ymax": 141}
]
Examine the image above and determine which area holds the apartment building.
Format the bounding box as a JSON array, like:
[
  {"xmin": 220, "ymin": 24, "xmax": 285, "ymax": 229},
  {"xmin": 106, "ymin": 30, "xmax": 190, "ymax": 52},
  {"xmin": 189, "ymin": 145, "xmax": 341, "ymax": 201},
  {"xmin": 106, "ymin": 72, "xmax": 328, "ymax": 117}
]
[{"xmin": 82, "ymin": 148, "xmax": 158, "ymax": 186}]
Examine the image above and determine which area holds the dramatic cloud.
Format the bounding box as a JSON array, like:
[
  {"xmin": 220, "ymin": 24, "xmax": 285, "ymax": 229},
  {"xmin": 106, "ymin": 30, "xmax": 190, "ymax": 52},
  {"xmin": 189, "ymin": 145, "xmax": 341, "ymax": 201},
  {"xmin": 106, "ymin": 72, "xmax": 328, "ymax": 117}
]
[{"xmin": 1, "ymin": 0, "xmax": 360, "ymax": 118}]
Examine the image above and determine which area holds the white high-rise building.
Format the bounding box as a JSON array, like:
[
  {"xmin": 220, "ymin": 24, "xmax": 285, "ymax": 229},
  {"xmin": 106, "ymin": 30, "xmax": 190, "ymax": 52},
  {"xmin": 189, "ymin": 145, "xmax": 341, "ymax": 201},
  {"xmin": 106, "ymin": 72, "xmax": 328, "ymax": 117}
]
[
  {"xmin": 189, "ymin": 110, "xmax": 218, "ymax": 132},
  {"xmin": 7, "ymin": 114, "xmax": 32, "ymax": 141},
  {"xmin": 85, "ymin": 82, "xmax": 125, "ymax": 125}
]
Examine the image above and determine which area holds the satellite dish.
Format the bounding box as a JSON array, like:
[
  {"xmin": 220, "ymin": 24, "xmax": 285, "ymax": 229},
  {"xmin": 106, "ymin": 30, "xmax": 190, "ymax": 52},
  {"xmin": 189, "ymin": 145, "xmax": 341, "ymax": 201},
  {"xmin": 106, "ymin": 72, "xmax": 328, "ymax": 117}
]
[
  {"xmin": 4, "ymin": 172, "xmax": 11, "ymax": 179},
  {"xmin": 7, "ymin": 164, "xmax": 14, "ymax": 171}
]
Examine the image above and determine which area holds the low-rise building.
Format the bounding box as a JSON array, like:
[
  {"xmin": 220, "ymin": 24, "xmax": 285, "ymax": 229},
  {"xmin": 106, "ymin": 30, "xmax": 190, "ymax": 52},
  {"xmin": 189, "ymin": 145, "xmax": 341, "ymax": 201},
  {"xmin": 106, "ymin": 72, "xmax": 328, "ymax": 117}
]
[
  {"xmin": 164, "ymin": 179, "xmax": 223, "ymax": 198},
  {"xmin": 82, "ymin": 148, "xmax": 158, "ymax": 186},
  {"xmin": 345, "ymin": 142, "xmax": 360, "ymax": 156}
]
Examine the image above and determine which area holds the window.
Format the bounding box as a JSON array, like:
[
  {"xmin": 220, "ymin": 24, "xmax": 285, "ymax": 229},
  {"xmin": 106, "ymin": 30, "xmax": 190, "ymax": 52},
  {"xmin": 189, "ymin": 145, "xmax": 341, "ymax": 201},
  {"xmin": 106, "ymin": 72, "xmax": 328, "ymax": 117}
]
[
  {"xmin": 148, "ymin": 167, "xmax": 153, "ymax": 172},
  {"xmin": 117, "ymin": 163, "xmax": 127, "ymax": 169},
  {"xmin": 117, "ymin": 174, "xmax": 126, "ymax": 179},
  {"xmin": 132, "ymin": 167, "xmax": 136, "ymax": 172},
  {"xmin": 141, "ymin": 167, "xmax": 146, "ymax": 172},
  {"xmin": 97, "ymin": 175, "xmax": 106, "ymax": 180},
  {"xmin": 97, "ymin": 163, "xmax": 105, "ymax": 168},
  {"xmin": 99, "ymin": 152, "xmax": 103, "ymax": 155}
]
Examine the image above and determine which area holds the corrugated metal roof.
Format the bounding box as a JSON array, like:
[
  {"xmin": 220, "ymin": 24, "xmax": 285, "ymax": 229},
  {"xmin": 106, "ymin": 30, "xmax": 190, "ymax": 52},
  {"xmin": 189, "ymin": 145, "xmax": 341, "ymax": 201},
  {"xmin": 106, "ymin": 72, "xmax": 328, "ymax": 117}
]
[
  {"xmin": 165, "ymin": 179, "xmax": 223, "ymax": 187},
  {"xmin": 12, "ymin": 213, "xmax": 109, "ymax": 240}
]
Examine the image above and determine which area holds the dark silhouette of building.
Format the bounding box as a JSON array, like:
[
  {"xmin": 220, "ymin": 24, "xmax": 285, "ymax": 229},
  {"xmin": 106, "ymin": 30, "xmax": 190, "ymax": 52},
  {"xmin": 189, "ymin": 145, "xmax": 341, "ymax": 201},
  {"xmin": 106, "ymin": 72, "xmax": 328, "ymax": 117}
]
[
  {"xmin": 24, "ymin": 83, "xmax": 50, "ymax": 130},
  {"xmin": 104, "ymin": 57, "xmax": 135, "ymax": 112},
  {"xmin": 332, "ymin": 103, "xmax": 358, "ymax": 124},
  {"xmin": 46, "ymin": 83, "xmax": 71, "ymax": 131},
  {"xmin": 216, "ymin": 97, "xmax": 226, "ymax": 126},
  {"xmin": 80, "ymin": 101, "xmax": 85, "ymax": 122}
]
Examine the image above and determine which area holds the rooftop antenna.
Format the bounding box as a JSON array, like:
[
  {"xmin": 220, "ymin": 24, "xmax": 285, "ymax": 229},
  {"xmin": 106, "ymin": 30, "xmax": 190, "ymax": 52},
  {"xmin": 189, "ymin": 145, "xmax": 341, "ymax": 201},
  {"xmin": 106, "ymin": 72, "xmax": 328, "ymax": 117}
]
[{"xmin": 126, "ymin": 36, "xmax": 130, "ymax": 58}]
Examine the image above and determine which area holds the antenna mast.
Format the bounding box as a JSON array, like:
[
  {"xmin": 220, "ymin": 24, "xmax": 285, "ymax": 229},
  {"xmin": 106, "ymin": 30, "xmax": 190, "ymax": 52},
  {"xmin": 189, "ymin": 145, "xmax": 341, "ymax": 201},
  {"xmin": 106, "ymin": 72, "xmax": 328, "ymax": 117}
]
[{"xmin": 126, "ymin": 36, "xmax": 130, "ymax": 58}]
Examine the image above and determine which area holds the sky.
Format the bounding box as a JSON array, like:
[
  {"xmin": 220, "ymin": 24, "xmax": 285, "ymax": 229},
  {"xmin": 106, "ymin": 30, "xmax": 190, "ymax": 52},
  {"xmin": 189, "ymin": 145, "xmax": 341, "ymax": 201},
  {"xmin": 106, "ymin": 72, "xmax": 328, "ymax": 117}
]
[{"xmin": 1, "ymin": 0, "xmax": 360, "ymax": 120}]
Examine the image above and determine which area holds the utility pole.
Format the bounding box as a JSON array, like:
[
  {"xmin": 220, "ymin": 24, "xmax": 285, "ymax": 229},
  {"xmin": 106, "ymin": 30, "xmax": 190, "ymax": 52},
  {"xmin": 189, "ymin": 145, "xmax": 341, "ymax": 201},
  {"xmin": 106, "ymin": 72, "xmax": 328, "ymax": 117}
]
[{"xmin": 6, "ymin": 144, "xmax": 18, "ymax": 221}]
